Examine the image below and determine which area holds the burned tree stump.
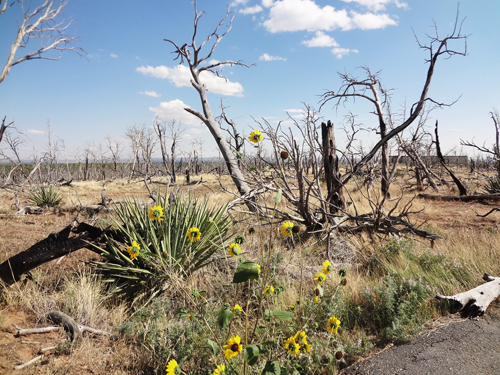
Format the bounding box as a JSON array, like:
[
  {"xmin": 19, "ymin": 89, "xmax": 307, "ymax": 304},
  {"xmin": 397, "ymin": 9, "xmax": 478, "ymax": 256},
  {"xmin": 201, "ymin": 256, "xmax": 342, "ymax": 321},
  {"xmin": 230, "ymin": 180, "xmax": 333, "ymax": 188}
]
[
  {"xmin": 0, "ymin": 222, "xmax": 104, "ymax": 285},
  {"xmin": 436, "ymin": 274, "xmax": 500, "ymax": 317}
]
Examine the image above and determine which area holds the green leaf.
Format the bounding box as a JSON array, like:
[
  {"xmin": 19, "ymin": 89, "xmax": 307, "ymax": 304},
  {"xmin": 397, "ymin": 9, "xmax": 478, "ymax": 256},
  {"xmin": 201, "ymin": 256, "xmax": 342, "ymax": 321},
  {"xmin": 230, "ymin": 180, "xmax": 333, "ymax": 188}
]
[
  {"xmin": 204, "ymin": 339, "xmax": 219, "ymax": 355},
  {"xmin": 232, "ymin": 260, "xmax": 260, "ymax": 283},
  {"xmin": 217, "ymin": 306, "xmax": 234, "ymax": 330},
  {"xmin": 244, "ymin": 344, "xmax": 261, "ymax": 366},
  {"xmin": 274, "ymin": 188, "xmax": 282, "ymax": 205},
  {"xmin": 250, "ymin": 167, "xmax": 256, "ymax": 172},
  {"xmin": 264, "ymin": 309, "xmax": 273, "ymax": 321},
  {"xmin": 272, "ymin": 310, "xmax": 294, "ymax": 321},
  {"xmin": 262, "ymin": 166, "xmax": 270, "ymax": 172},
  {"xmin": 262, "ymin": 361, "xmax": 281, "ymax": 375}
]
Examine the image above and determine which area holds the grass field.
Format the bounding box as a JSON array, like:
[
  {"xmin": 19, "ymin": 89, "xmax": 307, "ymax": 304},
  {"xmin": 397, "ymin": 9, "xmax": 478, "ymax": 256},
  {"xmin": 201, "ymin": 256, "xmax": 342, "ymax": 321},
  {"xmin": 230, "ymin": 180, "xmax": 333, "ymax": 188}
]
[{"xmin": 0, "ymin": 171, "xmax": 499, "ymax": 375}]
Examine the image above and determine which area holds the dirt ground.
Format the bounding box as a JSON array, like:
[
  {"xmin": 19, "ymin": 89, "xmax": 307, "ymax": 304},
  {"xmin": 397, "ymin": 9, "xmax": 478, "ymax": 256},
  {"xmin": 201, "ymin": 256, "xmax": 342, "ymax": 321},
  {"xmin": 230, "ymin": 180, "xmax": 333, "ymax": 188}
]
[{"xmin": 0, "ymin": 181, "xmax": 499, "ymax": 374}]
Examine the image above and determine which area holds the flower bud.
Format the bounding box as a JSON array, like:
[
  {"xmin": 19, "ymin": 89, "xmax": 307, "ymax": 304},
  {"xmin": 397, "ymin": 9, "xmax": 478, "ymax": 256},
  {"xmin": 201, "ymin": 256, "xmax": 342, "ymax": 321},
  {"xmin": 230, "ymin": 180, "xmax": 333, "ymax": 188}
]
[
  {"xmin": 292, "ymin": 225, "xmax": 301, "ymax": 234},
  {"xmin": 280, "ymin": 150, "xmax": 289, "ymax": 159},
  {"xmin": 335, "ymin": 351, "xmax": 343, "ymax": 360}
]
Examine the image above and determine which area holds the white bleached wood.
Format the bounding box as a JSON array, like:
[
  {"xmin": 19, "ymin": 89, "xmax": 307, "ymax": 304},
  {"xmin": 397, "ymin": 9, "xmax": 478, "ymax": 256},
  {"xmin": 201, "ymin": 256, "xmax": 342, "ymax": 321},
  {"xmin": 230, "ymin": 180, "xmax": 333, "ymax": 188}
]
[{"xmin": 435, "ymin": 274, "xmax": 500, "ymax": 317}]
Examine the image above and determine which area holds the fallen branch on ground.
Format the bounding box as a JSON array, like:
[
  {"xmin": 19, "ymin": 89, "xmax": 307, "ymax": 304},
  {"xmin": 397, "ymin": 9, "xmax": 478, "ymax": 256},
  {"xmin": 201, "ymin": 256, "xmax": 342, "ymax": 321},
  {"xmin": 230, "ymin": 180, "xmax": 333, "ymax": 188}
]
[
  {"xmin": 418, "ymin": 193, "xmax": 500, "ymax": 202},
  {"xmin": 435, "ymin": 273, "xmax": 500, "ymax": 318}
]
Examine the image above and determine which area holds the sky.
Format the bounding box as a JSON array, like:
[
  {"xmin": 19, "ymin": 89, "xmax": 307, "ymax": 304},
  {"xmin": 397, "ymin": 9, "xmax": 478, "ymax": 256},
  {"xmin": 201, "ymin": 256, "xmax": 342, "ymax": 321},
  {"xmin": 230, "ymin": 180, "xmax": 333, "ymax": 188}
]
[{"xmin": 0, "ymin": 0, "xmax": 499, "ymax": 161}]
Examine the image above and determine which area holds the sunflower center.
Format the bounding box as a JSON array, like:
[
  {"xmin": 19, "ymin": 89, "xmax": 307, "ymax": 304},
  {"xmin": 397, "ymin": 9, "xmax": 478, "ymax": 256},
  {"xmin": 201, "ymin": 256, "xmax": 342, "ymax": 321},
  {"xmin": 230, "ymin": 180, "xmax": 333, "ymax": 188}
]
[
  {"xmin": 153, "ymin": 209, "xmax": 161, "ymax": 217},
  {"xmin": 231, "ymin": 343, "xmax": 239, "ymax": 352},
  {"xmin": 191, "ymin": 230, "xmax": 198, "ymax": 237}
]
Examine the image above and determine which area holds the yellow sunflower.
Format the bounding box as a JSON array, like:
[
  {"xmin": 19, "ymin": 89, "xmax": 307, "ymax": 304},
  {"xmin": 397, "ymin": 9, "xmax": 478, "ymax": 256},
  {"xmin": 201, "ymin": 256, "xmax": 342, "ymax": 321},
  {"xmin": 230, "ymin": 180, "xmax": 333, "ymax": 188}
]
[
  {"xmin": 186, "ymin": 227, "xmax": 201, "ymax": 242},
  {"xmin": 280, "ymin": 221, "xmax": 294, "ymax": 236},
  {"xmin": 228, "ymin": 243, "xmax": 241, "ymax": 257},
  {"xmin": 149, "ymin": 205, "xmax": 164, "ymax": 221},
  {"xmin": 223, "ymin": 334, "xmax": 243, "ymax": 359},
  {"xmin": 322, "ymin": 260, "xmax": 333, "ymax": 275},
  {"xmin": 284, "ymin": 336, "xmax": 300, "ymax": 357},
  {"xmin": 314, "ymin": 296, "xmax": 319, "ymax": 304},
  {"xmin": 213, "ymin": 364, "xmax": 225, "ymax": 375},
  {"xmin": 126, "ymin": 240, "xmax": 140, "ymax": 260},
  {"xmin": 264, "ymin": 285, "xmax": 274, "ymax": 296},
  {"xmin": 231, "ymin": 304, "xmax": 243, "ymax": 316},
  {"xmin": 255, "ymin": 263, "xmax": 261, "ymax": 275},
  {"xmin": 166, "ymin": 359, "xmax": 179, "ymax": 375},
  {"xmin": 314, "ymin": 272, "xmax": 326, "ymax": 285},
  {"xmin": 327, "ymin": 316, "xmax": 341, "ymax": 334},
  {"xmin": 249, "ymin": 129, "xmax": 263, "ymax": 143}
]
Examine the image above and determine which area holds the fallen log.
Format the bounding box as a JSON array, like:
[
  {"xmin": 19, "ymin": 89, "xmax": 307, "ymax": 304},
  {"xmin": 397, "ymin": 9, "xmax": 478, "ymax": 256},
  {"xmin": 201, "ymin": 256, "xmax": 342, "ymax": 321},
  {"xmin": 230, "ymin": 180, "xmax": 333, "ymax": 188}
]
[
  {"xmin": 435, "ymin": 273, "xmax": 500, "ymax": 317},
  {"xmin": 418, "ymin": 193, "xmax": 500, "ymax": 202},
  {"xmin": 0, "ymin": 222, "xmax": 104, "ymax": 285}
]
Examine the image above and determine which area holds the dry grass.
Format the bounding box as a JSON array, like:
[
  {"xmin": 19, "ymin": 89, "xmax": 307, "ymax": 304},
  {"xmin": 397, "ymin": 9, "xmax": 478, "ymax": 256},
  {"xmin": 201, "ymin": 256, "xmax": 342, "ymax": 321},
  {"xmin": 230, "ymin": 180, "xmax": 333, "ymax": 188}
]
[{"xmin": 0, "ymin": 171, "xmax": 499, "ymax": 373}]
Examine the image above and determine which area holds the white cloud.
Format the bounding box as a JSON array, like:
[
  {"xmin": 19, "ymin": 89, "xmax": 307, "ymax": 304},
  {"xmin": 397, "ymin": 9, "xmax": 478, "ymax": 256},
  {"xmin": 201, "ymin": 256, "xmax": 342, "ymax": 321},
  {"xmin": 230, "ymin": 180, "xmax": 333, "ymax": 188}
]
[
  {"xmin": 332, "ymin": 47, "xmax": 358, "ymax": 59},
  {"xmin": 259, "ymin": 53, "xmax": 286, "ymax": 61},
  {"xmin": 350, "ymin": 11, "xmax": 397, "ymax": 29},
  {"xmin": 341, "ymin": 0, "xmax": 408, "ymax": 12},
  {"xmin": 262, "ymin": 0, "xmax": 274, "ymax": 7},
  {"xmin": 262, "ymin": 0, "xmax": 397, "ymax": 32},
  {"xmin": 110, "ymin": 53, "xmax": 118, "ymax": 58},
  {"xmin": 139, "ymin": 91, "xmax": 161, "ymax": 97},
  {"xmin": 263, "ymin": 0, "xmax": 351, "ymax": 32},
  {"xmin": 136, "ymin": 65, "xmax": 244, "ymax": 97},
  {"xmin": 149, "ymin": 99, "xmax": 203, "ymax": 126},
  {"xmin": 284, "ymin": 108, "xmax": 303, "ymax": 113},
  {"xmin": 231, "ymin": 0, "xmax": 249, "ymax": 5},
  {"xmin": 26, "ymin": 129, "xmax": 45, "ymax": 135},
  {"xmin": 302, "ymin": 31, "xmax": 339, "ymax": 47},
  {"xmin": 240, "ymin": 5, "xmax": 263, "ymax": 14}
]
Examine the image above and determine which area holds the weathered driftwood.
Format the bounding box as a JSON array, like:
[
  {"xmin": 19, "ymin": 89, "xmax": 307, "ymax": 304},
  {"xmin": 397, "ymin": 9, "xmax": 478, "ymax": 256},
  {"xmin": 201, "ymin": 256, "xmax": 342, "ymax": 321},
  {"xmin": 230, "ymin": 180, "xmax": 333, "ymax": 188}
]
[
  {"xmin": 12, "ymin": 311, "xmax": 113, "ymax": 340},
  {"xmin": 418, "ymin": 193, "xmax": 500, "ymax": 202},
  {"xmin": 0, "ymin": 222, "xmax": 104, "ymax": 285},
  {"xmin": 15, "ymin": 204, "xmax": 113, "ymax": 215},
  {"xmin": 14, "ymin": 355, "xmax": 44, "ymax": 370},
  {"xmin": 435, "ymin": 273, "xmax": 500, "ymax": 317},
  {"xmin": 12, "ymin": 311, "xmax": 113, "ymax": 371}
]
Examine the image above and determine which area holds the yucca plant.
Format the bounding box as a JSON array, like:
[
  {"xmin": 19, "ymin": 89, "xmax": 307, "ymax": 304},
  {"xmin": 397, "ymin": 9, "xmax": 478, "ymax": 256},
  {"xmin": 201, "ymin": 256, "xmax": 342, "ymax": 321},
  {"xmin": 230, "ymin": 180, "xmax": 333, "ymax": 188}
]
[
  {"xmin": 484, "ymin": 176, "xmax": 500, "ymax": 194},
  {"xmin": 90, "ymin": 194, "xmax": 232, "ymax": 302},
  {"xmin": 27, "ymin": 185, "xmax": 63, "ymax": 207}
]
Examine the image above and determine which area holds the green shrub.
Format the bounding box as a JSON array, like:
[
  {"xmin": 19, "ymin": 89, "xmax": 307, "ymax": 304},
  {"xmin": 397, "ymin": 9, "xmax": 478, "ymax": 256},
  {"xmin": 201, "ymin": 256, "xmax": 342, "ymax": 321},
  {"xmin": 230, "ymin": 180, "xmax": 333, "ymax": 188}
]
[
  {"xmin": 119, "ymin": 299, "xmax": 212, "ymax": 373},
  {"xmin": 27, "ymin": 185, "xmax": 63, "ymax": 207},
  {"xmin": 91, "ymin": 194, "xmax": 232, "ymax": 301},
  {"xmin": 360, "ymin": 274, "xmax": 432, "ymax": 344}
]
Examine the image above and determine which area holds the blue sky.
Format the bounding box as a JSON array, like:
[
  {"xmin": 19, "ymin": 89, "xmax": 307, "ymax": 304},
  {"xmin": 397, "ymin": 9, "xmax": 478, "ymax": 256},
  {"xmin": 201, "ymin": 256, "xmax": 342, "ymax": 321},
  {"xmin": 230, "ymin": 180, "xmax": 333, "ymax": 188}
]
[{"xmin": 0, "ymin": 0, "xmax": 499, "ymax": 160}]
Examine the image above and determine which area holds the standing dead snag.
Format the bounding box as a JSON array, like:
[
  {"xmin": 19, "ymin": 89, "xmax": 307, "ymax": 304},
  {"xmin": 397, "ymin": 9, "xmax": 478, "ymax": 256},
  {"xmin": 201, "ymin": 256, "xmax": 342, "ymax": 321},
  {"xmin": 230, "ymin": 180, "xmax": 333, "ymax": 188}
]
[
  {"xmin": 436, "ymin": 274, "xmax": 500, "ymax": 318},
  {"xmin": 320, "ymin": 10, "xmax": 468, "ymax": 198},
  {"xmin": 164, "ymin": 1, "xmax": 256, "ymax": 211},
  {"xmin": 0, "ymin": 0, "xmax": 84, "ymax": 85}
]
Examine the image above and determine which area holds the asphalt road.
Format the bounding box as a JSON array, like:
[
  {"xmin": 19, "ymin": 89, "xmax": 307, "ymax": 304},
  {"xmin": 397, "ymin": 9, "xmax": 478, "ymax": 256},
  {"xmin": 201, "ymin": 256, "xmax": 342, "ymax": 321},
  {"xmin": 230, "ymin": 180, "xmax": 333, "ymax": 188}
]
[{"xmin": 341, "ymin": 314, "xmax": 500, "ymax": 375}]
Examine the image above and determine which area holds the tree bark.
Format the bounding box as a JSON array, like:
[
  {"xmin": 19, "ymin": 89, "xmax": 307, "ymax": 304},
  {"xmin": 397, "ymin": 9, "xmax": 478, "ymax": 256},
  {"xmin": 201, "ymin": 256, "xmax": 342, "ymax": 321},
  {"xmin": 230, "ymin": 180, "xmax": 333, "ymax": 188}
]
[
  {"xmin": 321, "ymin": 121, "xmax": 345, "ymax": 214},
  {"xmin": 0, "ymin": 222, "xmax": 103, "ymax": 285}
]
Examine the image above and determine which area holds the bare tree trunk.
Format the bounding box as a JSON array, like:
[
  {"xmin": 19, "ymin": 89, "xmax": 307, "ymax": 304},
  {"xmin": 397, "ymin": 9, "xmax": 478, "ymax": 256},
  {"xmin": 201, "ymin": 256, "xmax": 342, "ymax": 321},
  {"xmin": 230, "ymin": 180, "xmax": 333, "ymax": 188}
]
[{"xmin": 321, "ymin": 121, "xmax": 345, "ymax": 214}]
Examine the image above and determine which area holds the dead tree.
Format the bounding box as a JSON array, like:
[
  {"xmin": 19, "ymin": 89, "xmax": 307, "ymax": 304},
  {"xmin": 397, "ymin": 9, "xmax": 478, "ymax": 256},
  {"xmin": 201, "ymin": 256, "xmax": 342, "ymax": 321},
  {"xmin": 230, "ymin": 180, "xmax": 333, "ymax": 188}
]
[
  {"xmin": 461, "ymin": 110, "xmax": 500, "ymax": 178},
  {"xmin": 434, "ymin": 120, "xmax": 467, "ymax": 195},
  {"xmin": 436, "ymin": 274, "xmax": 500, "ymax": 318},
  {"xmin": 0, "ymin": 0, "xmax": 84, "ymax": 85},
  {"xmin": 322, "ymin": 120, "xmax": 345, "ymax": 214},
  {"xmin": 164, "ymin": 1, "xmax": 255, "ymax": 210},
  {"xmin": 320, "ymin": 11, "xmax": 468, "ymax": 200},
  {"xmin": 218, "ymin": 101, "xmax": 245, "ymax": 168}
]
